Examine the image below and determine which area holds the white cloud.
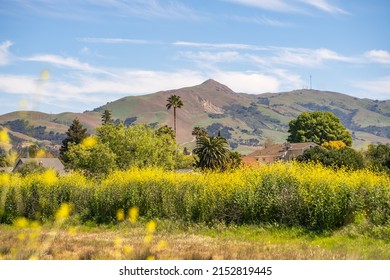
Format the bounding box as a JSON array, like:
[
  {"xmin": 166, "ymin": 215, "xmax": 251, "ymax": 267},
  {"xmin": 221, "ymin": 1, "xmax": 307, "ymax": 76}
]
[
  {"xmin": 272, "ymin": 47, "xmax": 356, "ymax": 66},
  {"xmin": 225, "ymin": 0, "xmax": 348, "ymax": 14},
  {"xmin": 0, "ymin": 74, "xmax": 37, "ymax": 95},
  {"xmin": 213, "ymin": 71, "xmax": 279, "ymax": 93},
  {"xmin": 271, "ymin": 68, "xmax": 304, "ymax": 89},
  {"xmin": 0, "ymin": 41, "xmax": 13, "ymax": 66},
  {"xmin": 298, "ymin": 0, "xmax": 349, "ymax": 15},
  {"xmin": 11, "ymin": 0, "xmax": 201, "ymax": 21},
  {"xmin": 24, "ymin": 54, "xmax": 109, "ymax": 74},
  {"xmin": 364, "ymin": 50, "xmax": 390, "ymax": 64},
  {"xmin": 179, "ymin": 51, "xmax": 242, "ymax": 65},
  {"xmin": 224, "ymin": 0, "xmax": 298, "ymax": 13},
  {"xmin": 173, "ymin": 41, "xmax": 267, "ymax": 51}
]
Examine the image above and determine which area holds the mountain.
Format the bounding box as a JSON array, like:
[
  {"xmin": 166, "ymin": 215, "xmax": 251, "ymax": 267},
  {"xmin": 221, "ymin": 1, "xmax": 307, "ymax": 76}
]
[{"xmin": 1, "ymin": 79, "xmax": 390, "ymax": 155}]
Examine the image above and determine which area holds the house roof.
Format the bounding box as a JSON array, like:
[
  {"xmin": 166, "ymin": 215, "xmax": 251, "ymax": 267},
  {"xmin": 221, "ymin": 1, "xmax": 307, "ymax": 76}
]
[
  {"xmin": 243, "ymin": 142, "xmax": 317, "ymax": 161},
  {"xmin": 13, "ymin": 158, "xmax": 65, "ymax": 174}
]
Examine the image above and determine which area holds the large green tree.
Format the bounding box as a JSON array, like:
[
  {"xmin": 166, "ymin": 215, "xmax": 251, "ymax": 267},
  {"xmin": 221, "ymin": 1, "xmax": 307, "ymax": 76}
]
[
  {"xmin": 166, "ymin": 94, "xmax": 183, "ymax": 136},
  {"xmin": 96, "ymin": 123, "xmax": 179, "ymax": 170},
  {"xmin": 193, "ymin": 136, "xmax": 231, "ymax": 171},
  {"xmin": 59, "ymin": 118, "xmax": 89, "ymax": 162},
  {"xmin": 287, "ymin": 111, "xmax": 352, "ymax": 146}
]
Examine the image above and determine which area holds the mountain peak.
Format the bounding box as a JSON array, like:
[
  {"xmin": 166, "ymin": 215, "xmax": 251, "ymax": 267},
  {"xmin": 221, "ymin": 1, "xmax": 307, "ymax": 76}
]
[
  {"xmin": 201, "ymin": 79, "xmax": 225, "ymax": 87},
  {"xmin": 198, "ymin": 79, "xmax": 236, "ymax": 94}
]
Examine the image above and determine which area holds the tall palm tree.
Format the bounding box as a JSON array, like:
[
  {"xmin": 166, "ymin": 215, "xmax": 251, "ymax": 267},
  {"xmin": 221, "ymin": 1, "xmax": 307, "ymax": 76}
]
[
  {"xmin": 166, "ymin": 94, "xmax": 183, "ymax": 136},
  {"xmin": 193, "ymin": 135, "xmax": 231, "ymax": 171}
]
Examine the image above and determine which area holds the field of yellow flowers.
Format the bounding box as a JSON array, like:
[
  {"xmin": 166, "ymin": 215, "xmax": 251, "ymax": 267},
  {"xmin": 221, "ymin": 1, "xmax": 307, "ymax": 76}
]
[{"xmin": 1, "ymin": 162, "xmax": 390, "ymax": 231}]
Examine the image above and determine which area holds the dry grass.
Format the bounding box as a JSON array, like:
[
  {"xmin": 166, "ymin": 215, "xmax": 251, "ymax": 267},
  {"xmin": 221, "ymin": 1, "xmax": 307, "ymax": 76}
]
[{"xmin": 1, "ymin": 221, "xmax": 389, "ymax": 260}]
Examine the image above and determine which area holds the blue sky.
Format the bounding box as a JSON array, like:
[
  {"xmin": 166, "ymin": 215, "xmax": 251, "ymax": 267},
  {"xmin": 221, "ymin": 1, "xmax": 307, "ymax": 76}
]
[{"xmin": 0, "ymin": 0, "xmax": 389, "ymax": 114}]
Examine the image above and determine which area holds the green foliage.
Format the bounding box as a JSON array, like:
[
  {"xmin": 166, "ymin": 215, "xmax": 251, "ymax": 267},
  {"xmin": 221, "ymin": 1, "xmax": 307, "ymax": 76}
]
[
  {"xmin": 155, "ymin": 125, "xmax": 175, "ymax": 140},
  {"xmin": 101, "ymin": 109, "xmax": 112, "ymax": 125},
  {"xmin": 64, "ymin": 142, "xmax": 116, "ymax": 178},
  {"xmin": 365, "ymin": 143, "xmax": 390, "ymax": 172},
  {"xmin": 59, "ymin": 118, "xmax": 89, "ymax": 162},
  {"xmin": 0, "ymin": 148, "xmax": 11, "ymax": 167},
  {"xmin": 96, "ymin": 123, "xmax": 179, "ymax": 171},
  {"xmin": 287, "ymin": 111, "xmax": 352, "ymax": 146},
  {"xmin": 14, "ymin": 162, "xmax": 47, "ymax": 176},
  {"xmin": 297, "ymin": 146, "xmax": 364, "ymax": 170},
  {"xmin": 192, "ymin": 126, "xmax": 208, "ymax": 139},
  {"xmin": 64, "ymin": 123, "xmax": 186, "ymax": 176}
]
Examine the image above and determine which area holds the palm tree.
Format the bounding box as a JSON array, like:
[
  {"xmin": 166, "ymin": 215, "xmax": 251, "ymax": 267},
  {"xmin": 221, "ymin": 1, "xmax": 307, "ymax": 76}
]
[
  {"xmin": 192, "ymin": 126, "xmax": 208, "ymax": 139},
  {"xmin": 166, "ymin": 94, "xmax": 183, "ymax": 136},
  {"xmin": 193, "ymin": 135, "xmax": 231, "ymax": 171}
]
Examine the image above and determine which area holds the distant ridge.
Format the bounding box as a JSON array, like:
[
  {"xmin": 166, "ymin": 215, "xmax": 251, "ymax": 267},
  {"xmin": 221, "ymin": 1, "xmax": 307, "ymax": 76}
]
[{"xmin": 1, "ymin": 80, "xmax": 390, "ymax": 155}]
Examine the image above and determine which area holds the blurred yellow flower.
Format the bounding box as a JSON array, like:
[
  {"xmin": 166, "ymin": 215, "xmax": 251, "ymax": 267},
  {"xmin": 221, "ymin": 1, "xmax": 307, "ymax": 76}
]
[
  {"xmin": 144, "ymin": 234, "xmax": 153, "ymax": 244},
  {"xmin": 0, "ymin": 129, "xmax": 10, "ymax": 144},
  {"xmin": 156, "ymin": 240, "xmax": 167, "ymax": 250},
  {"xmin": 14, "ymin": 217, "xmax": 29, "ymax": 228},
  {"xmin": 146, "ymin": 220, "xmax": 156, "ymax": 233},
  {"xmin": 114, "ymin": 237, "xmax": 122, "ymax": 247},
  {"xmin": 55, "ymin": 203, "xmax": 71, "ymax": 221},
  {"xmin": 40, "ymin": 69, "xmax": 50, "ymax": 81},
  {"xmin": 128, "ymin": 206, "xmax": 139, "ymax": 224},
  {"xmin": 81, "ymin": 136, "xmax": 98, "ymax": 148},
  {"xmin": 116, "ymin": 209, "xmax": 125, "ymax": 222},
  {"xmin": 123, "ymin": 245, "xmax": 133, "ymax": 255},
  {"xmin": 17, "ymin": 233, "xmax": 26, "ymax": 241},
  {"xmin": 42, "ymin": 169, "xmax": 58, "ymax": 185}
]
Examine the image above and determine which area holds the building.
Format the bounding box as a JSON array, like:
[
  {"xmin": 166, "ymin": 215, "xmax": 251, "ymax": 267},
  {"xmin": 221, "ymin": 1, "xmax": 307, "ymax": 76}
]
[
  {"xmin": 242, "ymin": 142, "xmax": 317, "ymax": 165},
  {"xmin": 13, "ymin": 158, "xmax": 65, "ymax": 175}
]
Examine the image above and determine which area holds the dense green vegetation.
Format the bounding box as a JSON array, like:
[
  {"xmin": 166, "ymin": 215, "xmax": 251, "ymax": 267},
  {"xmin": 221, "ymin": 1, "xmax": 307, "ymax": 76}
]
[{"xmin": 1, "ymin": 163, "xmax": 390, "ymax": 232}]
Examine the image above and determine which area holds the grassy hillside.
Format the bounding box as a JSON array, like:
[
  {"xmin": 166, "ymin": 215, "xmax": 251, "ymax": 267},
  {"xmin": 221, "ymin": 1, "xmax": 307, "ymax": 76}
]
[{"xmin": 1, "ymin": 80, "xmax": 390, "ymax": 155}]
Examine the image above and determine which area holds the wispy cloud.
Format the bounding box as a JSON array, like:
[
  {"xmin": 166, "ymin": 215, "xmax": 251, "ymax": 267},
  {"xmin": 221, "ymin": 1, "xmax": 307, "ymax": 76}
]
[
  {"xmin": 224, "ymin": 0, "xmax": 298, "ymax": 13},
  {"xmin": 230, "ymin": 15, "xmax": 295, "ymax": 27},
  {"xmin": 78, "ymin": 37, "xmax": 160, "ymax": 45},
  {"xmin": 298, "ymin": 0, "xmax": 349, "ymax": 15},
  {"xmin": 94, "ymin": 0, "xmax": 201, "ymax": 20},
  {"xmin": 0, "ymin": 41, "xmax": 13, "ymax": 66},
  {"xmin": 174, "ymin": 41, "xmax": 358, "ymax": 67},
  {"xmin": 225, "ymin": 0, "xmax": 349, "ymax": 15},
  {"xmin": 173, "ymin": 41, "xmax": 267, "ymax": 51},
  {"xmin": 24, "ymin": 54, "xmax": 110, "ymax": 74},
  {"xmin": 271, "ymin": 47, "xmax": 357, "ymax": 66},
  {"xmin": 10, "ymin": 0, "xmax": 202, "ymax": 21},
  {"xmin": 364, "ymin": 50, "xmax": 390, "ymax": 64}
]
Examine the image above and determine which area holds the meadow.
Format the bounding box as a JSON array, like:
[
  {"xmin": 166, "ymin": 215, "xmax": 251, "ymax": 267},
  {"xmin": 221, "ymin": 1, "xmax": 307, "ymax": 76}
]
[{"xmin": 1, "ymin": 162, "xmax": 390, "ymax": 259}]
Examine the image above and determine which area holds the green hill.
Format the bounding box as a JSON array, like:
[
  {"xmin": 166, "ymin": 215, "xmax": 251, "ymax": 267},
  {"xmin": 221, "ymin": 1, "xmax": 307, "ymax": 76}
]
[{"xmin": 1, "ymin": 79, "xmax": 390, "ymax": 155}]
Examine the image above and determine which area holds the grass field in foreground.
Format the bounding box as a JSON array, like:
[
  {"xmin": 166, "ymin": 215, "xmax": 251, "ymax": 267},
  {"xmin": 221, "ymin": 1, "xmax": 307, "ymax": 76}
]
[{"xmin": 1, "ymin": 220, "xmax": 389, "ymax": 260}]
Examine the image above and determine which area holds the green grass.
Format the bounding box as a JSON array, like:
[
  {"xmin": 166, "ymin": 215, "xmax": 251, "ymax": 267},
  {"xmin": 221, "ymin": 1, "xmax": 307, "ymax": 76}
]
[{"xmin": 1, "ymin": 219, "xmax": 389, "ymax": 260}]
